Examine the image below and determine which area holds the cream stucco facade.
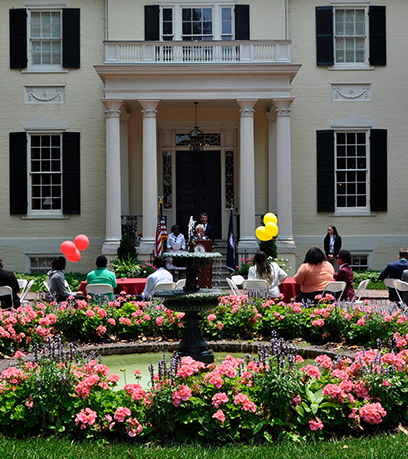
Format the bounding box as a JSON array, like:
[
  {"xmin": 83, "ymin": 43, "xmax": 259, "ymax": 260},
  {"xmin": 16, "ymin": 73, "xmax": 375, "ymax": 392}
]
[{"xmin": 1, "ymin": 0, "xmax": 407, "ymax": 274}]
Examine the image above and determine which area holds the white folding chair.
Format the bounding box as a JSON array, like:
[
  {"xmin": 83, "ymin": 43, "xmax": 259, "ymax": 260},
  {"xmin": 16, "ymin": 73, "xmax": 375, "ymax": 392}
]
[
  {"xmin": 153, "ymin": 282, "xmax": 176, "ymax": 294},
  {"xmin": 0, "ymin": 286, "xmax": 15, "ymax": 309},
  {"xmin": 43, "ymin": 280, "xmax": 52, "ymax": 295},
  {"xmin": 242, "ymin": 279, "xmax": 269, "ymax": 298},
  {"xmin": 226, "ymin": 278, "xmax": 241, "ymax": 296},
  {"xmin": 351, "ymin": 279, "xmax": 369, "ymax": 303},
  {"xmin": 18, "ymin": 279, "xmax": 28, "ymax": 292},
  {"xmin": 19, "ymin": 279, "xmax": 34, "ymax": 306},
  {"xmin": 231, "ymin": 275, "xmax": 245, "ymax": 287},
  {"xmin": 322, "ymin": 281, "xmax": 346, "ymax": 300},
  {"xmin": 86, "ymin": 284, "xmax": 114, "ymax": 296},
  {"xmin": 65, "ymin": 279, "xmax": 73, "ymax": 292},
  {"xmin": 175, "ymin": 279, "xmax": 186, "ymax": 289},
  {"xmin": 393, "ymin": 280, "xmax": 408, "ymax": 309}
]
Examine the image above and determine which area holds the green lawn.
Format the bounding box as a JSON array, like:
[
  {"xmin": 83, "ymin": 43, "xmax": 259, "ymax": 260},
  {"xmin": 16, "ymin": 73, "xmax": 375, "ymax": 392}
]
[{"xmin": 1, "ymin": 432, "xmax": 408, "ymax": 459}]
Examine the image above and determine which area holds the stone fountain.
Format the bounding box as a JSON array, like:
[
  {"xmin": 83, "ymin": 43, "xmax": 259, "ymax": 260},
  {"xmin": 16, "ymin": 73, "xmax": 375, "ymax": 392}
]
[{"xmin": 161, "ymin": 217, "xmax": 227, "ymax": 363}]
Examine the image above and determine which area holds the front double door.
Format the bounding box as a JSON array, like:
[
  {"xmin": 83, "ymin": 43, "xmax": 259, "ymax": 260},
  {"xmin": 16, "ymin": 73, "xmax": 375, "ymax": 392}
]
[{"xmin": 176, "ymin": 150, "xmax": 221, "ymax": 239}]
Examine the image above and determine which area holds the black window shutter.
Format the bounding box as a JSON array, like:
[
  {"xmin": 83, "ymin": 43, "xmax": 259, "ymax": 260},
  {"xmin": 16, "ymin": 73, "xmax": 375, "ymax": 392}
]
[
  {"xmin": 316, "ymin": 6, "xmax": 334, "ymax": 66},
  {"xmin": 235, "ymin": 5, "xmax": 250, "ymax": 40},
  {"xmin": 370, "ymin": 129, "xmax": 387, "ymax": 211},
  {"xmin": 10, "ymin": 9, "xmax": 27, "ymax": 69},
  {"xmin": 145, "ymin": 5, "xmax": 160, "ymax": 40},
  {"xmin": 369, "ymin": 6, "xmax": 386, "ymax": 66},
  {"xmin": 10, "ymin": 132, "xmax": 28, "ymax": 214},
  {"xmin": 62, "ymin": 8, "xmax": 80, "ymax": 68},
  {"xmin": 62, "ymin": 132, "xmax": 81, "ymax": 214},
  {"xmin": 317, "ymin": 130, "xmax": 335, "ymax": 212}
]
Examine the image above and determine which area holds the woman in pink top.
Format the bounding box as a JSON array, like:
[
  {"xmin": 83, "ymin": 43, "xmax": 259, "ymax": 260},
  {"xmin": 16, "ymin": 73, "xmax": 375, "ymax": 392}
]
[{"xmin": 294, "ymin": 247, "xmax": 334, "ymax": 304}]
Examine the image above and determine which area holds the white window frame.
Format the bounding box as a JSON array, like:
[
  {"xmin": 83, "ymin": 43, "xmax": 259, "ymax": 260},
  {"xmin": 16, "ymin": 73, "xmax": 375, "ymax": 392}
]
[
  {"xmin": 28, "ymin": 255, "xmax": 56, "ymax": 273},
  {"xmin": 350, "ymin": 252, "xmax": 371, "ymax": 271},
  {"xmin": 160, "ymin": 3, "xmax": 234, "ymax": 41},
  {"xmin": 334, "ymin": 129, "xmax": 370, "ymax": 214},
  {"xmin": 28, "ymin": 132, "xmax": 63, "ymax": 216},
  {"xmin": 330, "ymin": 3, "xmax": 373, "ymax": 70},
  {"xmin": 26, "ymin": 8, "xmax": 64, "ymax": 72}
]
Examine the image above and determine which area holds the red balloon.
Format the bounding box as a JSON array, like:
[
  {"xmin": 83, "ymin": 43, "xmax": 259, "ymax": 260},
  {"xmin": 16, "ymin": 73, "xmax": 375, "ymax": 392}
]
[
  {"xmin": 66, "ymin": 249, "xmax": 81, "ymax": 263},
  {"xmin": 61, "ymin": 240, "xmax": 76, "ymax": 256},
  {"xmin": 75, "ymin": 234, "xmax": 89, "ymax": 251}
]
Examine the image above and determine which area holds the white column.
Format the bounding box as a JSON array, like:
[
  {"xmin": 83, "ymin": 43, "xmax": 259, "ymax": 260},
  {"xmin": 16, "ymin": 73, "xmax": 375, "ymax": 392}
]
[
  {"xmin": 102, "ymin": 99, "xmax": 123, "ymax": 254},
  {"xmin": 120, "ymin": 110, "xmax": 131, "ymax": 216},
  {"xmin": 236, "ymin": 99, "xmax": 259, "ymax": 253},
  {"xmin": 138, "ymin": 99, "xmax": 160, "ymax": 255},
  {"xmin": 273, "ymin": 97, "xmax": 297, "ymax": 270},
  {"xmin": 266, "ymin": 109, "xmax": 277, "ymax": 213}
]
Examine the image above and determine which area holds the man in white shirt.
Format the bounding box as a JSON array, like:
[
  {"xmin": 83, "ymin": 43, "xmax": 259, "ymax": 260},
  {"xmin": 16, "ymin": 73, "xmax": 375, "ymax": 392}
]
[{"xmin": 142, "ymin": 256, "xmax": 173, "ymax": 300}]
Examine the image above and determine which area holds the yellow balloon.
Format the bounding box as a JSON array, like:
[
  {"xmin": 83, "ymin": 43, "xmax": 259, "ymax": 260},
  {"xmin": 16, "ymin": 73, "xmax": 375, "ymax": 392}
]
[
  {"xmin": 255, "ymin": 226, "xmax": 272, "ymax": 241},
  {"xmin": 263, "ymin": 212, "xmax": 278, "ymax": 225},
  {"xmin": 265, "ymin": 222, "xmax": 279, "ymax": 237}
]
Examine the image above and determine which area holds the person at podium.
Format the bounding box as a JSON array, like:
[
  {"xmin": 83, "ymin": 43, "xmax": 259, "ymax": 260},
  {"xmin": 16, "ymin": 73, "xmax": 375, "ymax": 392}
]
[
  {"xmin": 195, "ymin": 224, "xmax": 208, "ymax": 241},
  {"xmin": 199, "ymin": 213, "xmax": 215, "ymax": 240}
]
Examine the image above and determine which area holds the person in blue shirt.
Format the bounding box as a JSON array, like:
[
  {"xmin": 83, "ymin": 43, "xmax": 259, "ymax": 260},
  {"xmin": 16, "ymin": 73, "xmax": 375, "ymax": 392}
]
[{"xmin": 379, "ymin": 248, "xmax": 408, "ymax": 302}]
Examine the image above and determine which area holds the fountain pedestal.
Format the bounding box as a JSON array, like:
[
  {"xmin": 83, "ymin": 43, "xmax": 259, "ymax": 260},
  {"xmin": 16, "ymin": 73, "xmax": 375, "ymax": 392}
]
[{"xmin": 160, "ymin": 251, "xmax": 226, "ymax": 364}]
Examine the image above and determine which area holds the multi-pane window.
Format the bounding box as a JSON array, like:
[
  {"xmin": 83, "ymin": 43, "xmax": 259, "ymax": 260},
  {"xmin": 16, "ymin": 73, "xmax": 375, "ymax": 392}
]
[
  {"xmin": 225, "ymin": 150, "xmax": 234, "ymax": 208},
  {"xmin": 350, "ymin": 254, "xmax": 369, "ymax": 271},
  {"xmin": 30, "ymin": 134, "xmax": 62, "ymax": 212},
  {"xmin": 162, "ymin": 8, "xmax": 173, "ymax": 41},
  {"xmin": 30, "ymin": 257, "xmax": 54, "ymax": 273},
  {"xmin": 335, "ymin": 9, "xmax": 366, "ymax": 64},
  {"xmin": 221, "ymin": 8, "xmax": 233, "ymax": 40},
  {"xmin": 30, "ymin": 11, "xmax": 62, "ymax": 66},
  {"xmin": 182, "ymin": 8, "xmax": 213, "ymax": 41},
  {"xmin": 335, "ymin": 132, "xmax": 368, "ymax": 210},
  {"xmin": 162, "ymin": 150, "xmax": 172, "ymax": 209}
]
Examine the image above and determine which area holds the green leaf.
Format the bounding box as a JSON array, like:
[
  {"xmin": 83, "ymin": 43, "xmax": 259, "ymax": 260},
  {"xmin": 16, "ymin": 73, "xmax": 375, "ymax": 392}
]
[
  {"xmin": 253, "ymin": 421, "xmax": 266, "ymax": 435},
  {"xmin": 263, "ymin": 431, "xmax": 274, "ymax": 443},
  {"xmin": 311, "ymin": 403, "xmax": 319, "ymax": 416},
  {"xmin": 295, "ymin": 405, "xmax": 305, "ymax": 417}
]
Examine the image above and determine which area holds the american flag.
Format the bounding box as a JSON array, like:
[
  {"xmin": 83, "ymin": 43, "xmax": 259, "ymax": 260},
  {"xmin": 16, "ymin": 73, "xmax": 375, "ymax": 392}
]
[{"xmin": 154, "ymin": 200, "xmax": 168, "ymax": 258}]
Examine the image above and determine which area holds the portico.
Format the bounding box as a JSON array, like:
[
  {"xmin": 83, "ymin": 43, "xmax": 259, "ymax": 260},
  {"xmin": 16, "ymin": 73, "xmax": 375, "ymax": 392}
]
[{"xmin": 95, "ymin": 57, "xmax": 300, "ymax": 262}]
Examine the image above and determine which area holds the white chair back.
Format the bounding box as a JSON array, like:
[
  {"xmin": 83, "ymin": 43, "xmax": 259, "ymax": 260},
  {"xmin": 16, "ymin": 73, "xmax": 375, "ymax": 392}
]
[
  {"xmin": 18, "ymin": 279, "xmax": 28, "ymax": 291},
  {"xmin": 86, "ymin": 284, "xmax": 114, "ymax": 296},
  {"xmin": 393, "ymin": 280, "xmax": 408, "ymax": 306},
  {"xmin": 351, "ymin": 279, "xmax": 369, "ymax": 303},
  {"xmin": 43, "ymin": 280, "xmax": 52, "ymax": 295},
  {"xmin": 175, "ymin": 279, "xmax": 186, "ymax": 289},
  {"xmin": 20, "ymin": 279, "xmax": 34, "ymax": 304},
  {"xmin": 64, "ymin": 279, "xmax": 73, "ymax": 292},
  {"xmin": 242, "ymin": 279, "xmax": 269, "ymax": 298},
  {"xmin": 226, "ymin": 278, "xmax": 241, "ymax": 296},
  {"xmin": 153, "ymin": 282, "xmax": 176, "ymax": 294},
  {"xmin": 322, "ymin": 281, "xmax": 346, "ymax": 299},
  {"xmin": 231, "ymin": 275, "xmax": 245, "ymax": 286},
  {"xmin": 0, "ymin": 285, "xmax": 14, "ymax": 309}
]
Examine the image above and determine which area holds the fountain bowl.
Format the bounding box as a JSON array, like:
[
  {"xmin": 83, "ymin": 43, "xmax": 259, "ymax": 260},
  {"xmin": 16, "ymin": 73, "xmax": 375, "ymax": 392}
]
[{"xmin": 155, "ymin": 288, "xmax": 229, "ymax": 313}]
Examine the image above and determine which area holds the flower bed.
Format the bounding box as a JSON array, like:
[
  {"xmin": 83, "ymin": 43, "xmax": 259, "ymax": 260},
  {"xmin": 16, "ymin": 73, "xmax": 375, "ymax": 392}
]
[
  {"xmin": 1, "ymin": 333, "xmax": 408, "ymax": 443},
  {"xmin": 1, "ymin": 295, "xmax": 408, "ymax": 356}
]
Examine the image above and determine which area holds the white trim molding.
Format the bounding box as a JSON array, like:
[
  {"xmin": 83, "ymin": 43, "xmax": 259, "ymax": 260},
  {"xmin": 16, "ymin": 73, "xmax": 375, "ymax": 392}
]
[
  {"xmin": 20, "ymin": 116, "xmax": 70, "ymax": 131},
  {"xmin": 328, "ymin": 113, "xmax": 375, "ymax": 129}
]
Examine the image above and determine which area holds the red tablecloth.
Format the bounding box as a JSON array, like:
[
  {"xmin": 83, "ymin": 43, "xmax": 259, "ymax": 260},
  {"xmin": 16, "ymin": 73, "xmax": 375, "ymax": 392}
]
[
  {"xmin": 279, "ymin": 277, "xmax": 300, "ymax": 302},
  {"xmin": 79, "ymin": 278, "xmax": 147, "ymax": 296}
]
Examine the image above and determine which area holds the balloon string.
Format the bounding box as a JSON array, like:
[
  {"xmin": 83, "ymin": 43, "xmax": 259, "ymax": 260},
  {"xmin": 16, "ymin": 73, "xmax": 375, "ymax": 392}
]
[
  {"xmin": 275, "ymin": 237, "xmax": 303, "ymax": 264},
  {"xmin": 80, "ymin": 252, "xmax": 96, "ymax": 268}
]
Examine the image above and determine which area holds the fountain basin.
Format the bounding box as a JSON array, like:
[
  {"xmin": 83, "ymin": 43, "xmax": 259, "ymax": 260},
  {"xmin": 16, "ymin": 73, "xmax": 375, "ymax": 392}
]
[
  {"xmin": 163, "ymin": 251, "xmax": 222, "ymax": 269},
  {"xmin": 155, "ymin": 288, "xmax": 228, "ymax": 313}
]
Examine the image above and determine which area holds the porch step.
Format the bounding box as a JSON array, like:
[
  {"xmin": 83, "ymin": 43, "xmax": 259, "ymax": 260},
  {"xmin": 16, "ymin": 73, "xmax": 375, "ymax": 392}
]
[{"xmin": 211, "ymin": 240, "xmax": 231, "ymax": 288}]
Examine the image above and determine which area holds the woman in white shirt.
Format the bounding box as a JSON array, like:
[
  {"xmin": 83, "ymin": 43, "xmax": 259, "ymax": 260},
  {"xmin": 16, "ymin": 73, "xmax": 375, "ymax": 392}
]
[
  {"xmin": 248, "ymin": 251, "xmax": 288, "ymax": 298},
  {"xmin": 166, "ymin": 225, "xmax": 186, "ymax": 278}
]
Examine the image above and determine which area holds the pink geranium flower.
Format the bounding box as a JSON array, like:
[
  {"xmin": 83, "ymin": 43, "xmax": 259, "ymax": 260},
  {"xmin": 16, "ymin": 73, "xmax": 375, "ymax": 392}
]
[{"xmin": 212, "ymin": 409, "xmax": 226, "ymax": 423}]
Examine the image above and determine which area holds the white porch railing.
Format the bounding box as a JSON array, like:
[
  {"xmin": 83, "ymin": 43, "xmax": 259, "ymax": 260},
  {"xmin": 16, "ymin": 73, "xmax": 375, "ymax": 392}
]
[{"xmin": 104, "ymin": 40, "xmax": 291, "ymax": 64}]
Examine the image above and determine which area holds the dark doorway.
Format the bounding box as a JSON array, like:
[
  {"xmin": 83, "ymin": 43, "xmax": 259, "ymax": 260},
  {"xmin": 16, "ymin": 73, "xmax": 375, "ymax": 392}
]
[{"xmin": 176, "ymin": 150, "xmax": 221, "ymax": 239}]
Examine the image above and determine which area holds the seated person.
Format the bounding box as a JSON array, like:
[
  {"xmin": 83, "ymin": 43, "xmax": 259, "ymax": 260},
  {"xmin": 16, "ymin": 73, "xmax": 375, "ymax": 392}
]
[
  {"xmin": 195, "ymin": 224, "xmax": 208, "ymax": 240},
  {"xmin": 294, "ymin": 247, "xmax": 334, "ymax": 303},
  {"xmin": 0, "ymin": 258, "xmax": 21, "ymax": 310},
  {"xmin": 379, "ymin": 248, "xmax": 408, "ymax": 302},
  {"xmin": 247, "ymin": 251, "xmax": 287, "ymax": 298},
  {"xmin": 87, "ymin": 255, "xmax": 117, "ymax": 300},
  {"xmin": 142, "ymin": 256, "xmax": 173, "ymax": 300},
  {"xmin": 48, "ymin": 256, "xmax": 85, "ymax": 303},
  {"xmin": 334, "ymin": 250, "xmax": 355, "ymax": 301}
]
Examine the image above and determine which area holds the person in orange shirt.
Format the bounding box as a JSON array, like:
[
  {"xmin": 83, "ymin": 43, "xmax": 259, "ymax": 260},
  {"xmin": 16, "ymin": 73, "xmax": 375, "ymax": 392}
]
[{"xmin": 294, "ymin": 247, "xmax": 334, "ymax": 304}]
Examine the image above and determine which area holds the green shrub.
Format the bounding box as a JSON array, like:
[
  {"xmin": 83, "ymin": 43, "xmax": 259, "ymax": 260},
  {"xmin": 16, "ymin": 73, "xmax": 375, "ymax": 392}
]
[{"xmin": 117, "ymin": 234, "xmax": 138, "ymax": 262}]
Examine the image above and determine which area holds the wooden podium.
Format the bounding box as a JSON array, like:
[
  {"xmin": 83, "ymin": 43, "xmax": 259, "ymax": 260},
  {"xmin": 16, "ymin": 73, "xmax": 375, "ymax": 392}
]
[{"xmin": 195, "ymin": 239, "xmax": 213, "ymax": 288}]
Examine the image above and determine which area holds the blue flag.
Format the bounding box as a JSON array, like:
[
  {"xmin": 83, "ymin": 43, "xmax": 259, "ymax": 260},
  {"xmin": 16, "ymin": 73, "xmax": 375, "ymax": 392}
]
[{"xmin": 227, "ymin": 206, "xmax": 235, "ymax": 273}]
